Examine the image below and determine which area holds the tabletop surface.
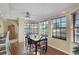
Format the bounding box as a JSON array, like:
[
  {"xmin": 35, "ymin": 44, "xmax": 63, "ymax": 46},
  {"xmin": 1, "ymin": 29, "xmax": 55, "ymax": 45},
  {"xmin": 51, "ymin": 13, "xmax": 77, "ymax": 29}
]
[{"xmin": 29, "ymin": 34, "xmax": 46, "ymax": 41}]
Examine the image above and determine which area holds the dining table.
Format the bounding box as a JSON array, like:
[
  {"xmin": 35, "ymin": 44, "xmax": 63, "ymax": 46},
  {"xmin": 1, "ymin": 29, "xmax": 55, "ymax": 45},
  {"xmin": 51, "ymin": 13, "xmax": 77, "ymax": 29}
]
[{"xmin": 26, "ymin": 34, "xmax": 48, "ymax": 55}]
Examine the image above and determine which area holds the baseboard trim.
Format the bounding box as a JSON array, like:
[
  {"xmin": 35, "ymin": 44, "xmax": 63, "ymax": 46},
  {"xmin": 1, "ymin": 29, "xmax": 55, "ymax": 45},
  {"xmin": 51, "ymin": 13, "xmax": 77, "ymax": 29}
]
[{"xmin": 48, "ymin": 44, "xmax": 71, "ymax": 55}]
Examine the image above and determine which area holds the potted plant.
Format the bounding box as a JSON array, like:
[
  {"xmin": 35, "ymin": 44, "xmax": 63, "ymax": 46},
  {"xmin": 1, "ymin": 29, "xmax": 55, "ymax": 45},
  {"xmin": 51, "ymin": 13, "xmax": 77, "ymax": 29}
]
[{"xmin": 73, "ymin": 45, "xmax": 79, "ymax": 55}]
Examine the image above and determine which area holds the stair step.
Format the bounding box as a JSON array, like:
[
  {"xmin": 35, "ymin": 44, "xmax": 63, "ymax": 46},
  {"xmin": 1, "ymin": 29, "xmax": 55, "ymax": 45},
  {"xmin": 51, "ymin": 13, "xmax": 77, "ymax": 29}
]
[
  {"xmin": 0, "ymin": 46, "xmax": 6, "ymax": 51},
  {"xmin": 0, "ymin": 44, "xmax": 6, "ymax": 47},
  {"xmin": 0, "ymin": 50, "xmax": 6, "ymax": 52},
  {"xmin": 0, "ymin": 37, "xmax": 5, "ymax": 39},
  {"xmin": 0, "ymin": 38, "xmax": 5, "ymax": 40},
  {"xmin": 0, "ymin": 39, "xmax": 5, "ymax": 44},
  {"xmin": 0, "ymin": 50, "xmax": 6, "ymax": 55}
]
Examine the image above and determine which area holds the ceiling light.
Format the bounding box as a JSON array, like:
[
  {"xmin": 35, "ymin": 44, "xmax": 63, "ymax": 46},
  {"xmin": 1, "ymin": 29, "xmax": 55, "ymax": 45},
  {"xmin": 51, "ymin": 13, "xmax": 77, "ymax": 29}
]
[
  {"xmin": 25, "ymin": 11, "xmax": 32, "ymax": 20},
  {"xmin": 62, "ymin": 11, "xmax": 67, "ymax": 14},
  {"xmin": 25, "ymin": 12, "xmax": 30, "ymax": 18}
]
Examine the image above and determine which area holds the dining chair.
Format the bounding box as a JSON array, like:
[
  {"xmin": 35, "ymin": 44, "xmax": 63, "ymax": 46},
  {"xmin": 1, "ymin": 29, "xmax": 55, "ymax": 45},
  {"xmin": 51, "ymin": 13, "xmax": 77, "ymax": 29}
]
[
  {"xmin": 37, "ymin": 38, "xmax": 48, "ymax": 55},
  {"xmin": 25, "ymin": 36, "xmax": 35, "ymax": 54}
]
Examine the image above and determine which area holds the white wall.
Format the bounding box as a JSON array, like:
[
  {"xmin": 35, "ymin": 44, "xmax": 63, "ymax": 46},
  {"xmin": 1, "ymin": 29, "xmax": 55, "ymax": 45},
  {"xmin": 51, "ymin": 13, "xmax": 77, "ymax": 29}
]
[
  {"xmin": 18, "ymin": 19, "xmax": 25, "ymax": 42},
  {"xmin": 0, "ymin": 19, "xmax": 4, "ymax": 35}
]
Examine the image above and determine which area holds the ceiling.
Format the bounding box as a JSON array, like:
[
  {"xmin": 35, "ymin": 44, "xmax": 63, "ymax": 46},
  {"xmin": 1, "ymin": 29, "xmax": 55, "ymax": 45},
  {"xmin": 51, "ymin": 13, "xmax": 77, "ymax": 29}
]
[{"xmin": 0, "ymin": 3, "xmax": 79, "ymax": 21}]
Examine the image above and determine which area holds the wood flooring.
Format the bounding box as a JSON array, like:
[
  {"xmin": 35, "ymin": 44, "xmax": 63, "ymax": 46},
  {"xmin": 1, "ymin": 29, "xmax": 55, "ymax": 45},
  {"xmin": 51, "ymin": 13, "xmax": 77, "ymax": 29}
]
[
  {"xmin": 10, "ymin": 42, "xmax": 68, "ymax": 55},
  {"xmin": 41, "ymin": 46, "xmax": 68, "ymax": 55},
  {"xmin": 24, "ymin": 46, "xmax": 68, "ymax": 55}
]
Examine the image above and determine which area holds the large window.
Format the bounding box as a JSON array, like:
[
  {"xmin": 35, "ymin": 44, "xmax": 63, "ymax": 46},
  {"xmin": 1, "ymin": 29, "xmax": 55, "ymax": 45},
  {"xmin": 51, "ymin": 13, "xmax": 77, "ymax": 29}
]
[
  {"xmin": 40, "ymin": 21, "xmax": 48, "ymax": 35},
  {"xmin": 73, "ymin": 11, "xmax": 79, "ymax": 43},
  {"xmin": 24, "ymin": 23, "xmax": 38, "ymax": 34},
  {"xmin": 51, "ymin": 16, "xmax": 67, "ymax": 40}
]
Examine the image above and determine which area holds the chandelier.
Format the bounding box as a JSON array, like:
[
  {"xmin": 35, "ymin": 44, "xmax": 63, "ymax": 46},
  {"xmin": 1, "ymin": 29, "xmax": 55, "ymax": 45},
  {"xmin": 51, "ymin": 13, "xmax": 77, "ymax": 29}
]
[{"xmin": 25, "ymin": 12, "xmax": 30, "ymax": 18}]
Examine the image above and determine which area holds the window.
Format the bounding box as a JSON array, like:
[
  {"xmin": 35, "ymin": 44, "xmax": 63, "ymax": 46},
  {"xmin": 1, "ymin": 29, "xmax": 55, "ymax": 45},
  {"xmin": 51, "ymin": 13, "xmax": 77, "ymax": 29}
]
[
  {"xmin": 40, "ymin": 21, "xmax": 48, "ymax": 35},
  {"xmin": 51, "ymin": 16, "xmax": 67, "ymax": 40},
  {"xmin": 73, "ymin": 11, "xmax": 79, "ymax": 43},
  {"xmin": 24, "ymin": 23, "xmax": 38, "ymax": 34}
]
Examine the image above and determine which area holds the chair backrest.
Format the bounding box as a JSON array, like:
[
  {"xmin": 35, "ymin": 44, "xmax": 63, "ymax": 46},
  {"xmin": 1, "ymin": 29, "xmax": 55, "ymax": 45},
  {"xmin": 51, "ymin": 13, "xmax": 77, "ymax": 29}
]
[{"xmin": 5, "ymin": 31, "xmax": 11, "ymax": 55}]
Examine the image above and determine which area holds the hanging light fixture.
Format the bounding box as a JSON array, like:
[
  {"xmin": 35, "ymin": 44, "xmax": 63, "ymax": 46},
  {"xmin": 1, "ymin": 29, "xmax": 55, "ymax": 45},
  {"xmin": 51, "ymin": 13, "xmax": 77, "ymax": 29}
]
[
  {"xmin": 25, "ymin": 11, "xmax": 34, "ymax": 21},
  {"xmin": 25, "ymin": 11, "xmax": 30, "ymax": 18},
  {"xmin": 25, "ymin": 11, "xmax": 32, "ymax": 20}
]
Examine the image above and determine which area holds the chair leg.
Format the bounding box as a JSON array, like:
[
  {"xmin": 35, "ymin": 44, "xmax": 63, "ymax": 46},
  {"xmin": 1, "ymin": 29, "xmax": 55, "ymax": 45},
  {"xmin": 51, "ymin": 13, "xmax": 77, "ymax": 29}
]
[{"xmin": 29, "ymin": 44, "xmax": 31, "ymax": 52}]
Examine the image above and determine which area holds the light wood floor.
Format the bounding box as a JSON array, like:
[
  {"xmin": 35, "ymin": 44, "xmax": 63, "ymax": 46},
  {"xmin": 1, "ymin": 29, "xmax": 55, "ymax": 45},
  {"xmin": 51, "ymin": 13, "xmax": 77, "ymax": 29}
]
[
  {"xmin": 41, "ymin": 46, "xmax": 68, "ymax": 55},
  {"xmin": 23, "ymin": 46, "xmax": 68, "ymax": 55},
  {"xmin": 11, "ymin": 42, "xmax": 68, "ymax": 55}
]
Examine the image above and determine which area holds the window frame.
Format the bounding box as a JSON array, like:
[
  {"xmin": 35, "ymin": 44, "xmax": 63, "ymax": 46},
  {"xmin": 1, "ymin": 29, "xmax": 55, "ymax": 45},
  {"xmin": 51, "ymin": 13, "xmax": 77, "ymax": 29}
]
[
  {"xmin": 51, "ymin": 16, "xmax": 67, "ymax": 40},
  {"xmin": 73, "ymin": 12, "xmax": 79, "ymax": 43},
  {"xmin": 40, "ymin": 20, "xmax": 48, "ymax": 35},
  {"xmin": 24, "ymin": 23, "xmax": 38, "ymax": 34}
]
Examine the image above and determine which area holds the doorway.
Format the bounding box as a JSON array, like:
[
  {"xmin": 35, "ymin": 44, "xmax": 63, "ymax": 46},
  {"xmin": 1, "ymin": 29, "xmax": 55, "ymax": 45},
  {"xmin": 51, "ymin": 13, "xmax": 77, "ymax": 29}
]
[{"xmin": 8, "ymin": 24, "xmax": 16, "ymax": 40}]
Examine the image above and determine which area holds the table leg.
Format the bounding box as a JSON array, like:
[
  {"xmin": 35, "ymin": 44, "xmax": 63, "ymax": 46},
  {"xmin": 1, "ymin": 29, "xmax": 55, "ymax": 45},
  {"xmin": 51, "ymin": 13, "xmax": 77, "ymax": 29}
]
[
  {"xmin": 46, "ymin": 42, "xmax": 47, "ymax": 51},
  {"xmin": 30, "ymin": 44, "xmax": 31, "ymax": 52},
  {"xmin": 45, "ymin": 40, "xmax": 47, "ymax": 52},
  {"xmin": 35, "ymin": 42, "xmax": 37, "ymax": 55}
]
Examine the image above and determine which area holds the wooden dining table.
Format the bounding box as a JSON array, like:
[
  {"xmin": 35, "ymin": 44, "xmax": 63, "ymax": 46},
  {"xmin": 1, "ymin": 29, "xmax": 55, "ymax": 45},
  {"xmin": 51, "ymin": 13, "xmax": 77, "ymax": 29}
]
[{"xmin": 27, "ymin": 35, "xmax": 48, "ymax": 55}]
